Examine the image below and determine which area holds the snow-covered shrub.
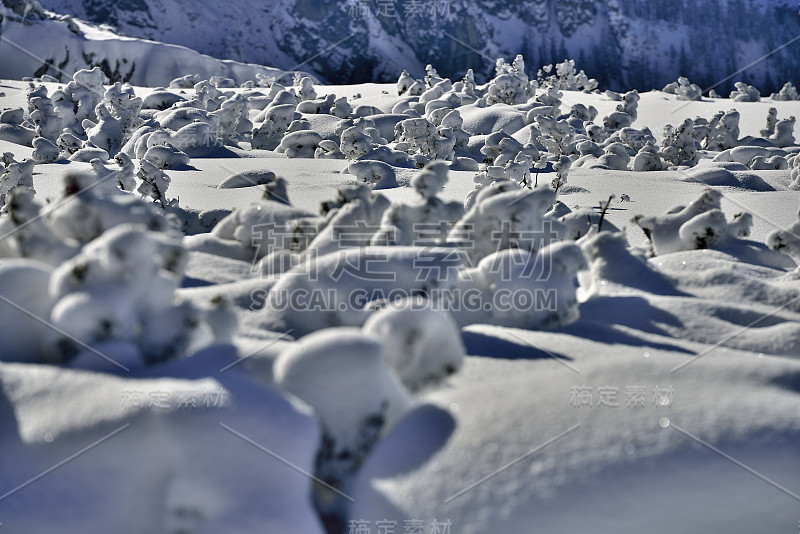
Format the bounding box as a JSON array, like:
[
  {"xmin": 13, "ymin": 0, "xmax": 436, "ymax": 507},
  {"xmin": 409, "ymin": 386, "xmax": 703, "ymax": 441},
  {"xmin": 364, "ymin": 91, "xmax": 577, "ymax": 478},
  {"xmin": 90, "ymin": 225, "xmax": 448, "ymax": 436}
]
[
  {"xmin": 766, "ymin": 198, "xmax": 800, "ymax": 259},
  {"xmin": 661, "ymin": 119, "xmax": 699, "ymax": 167},
  {"xmin": 53, "ymin": 67, "xmax": 106, "ymax": 131},
  {"xmin": 538, "ymin": 59, "xmax": 598, "ymax": 92},
  {"xmin": 594, "ymin": 142, "xmax": 630, "ymax": 170},
  {"xmin": 84, "ymin": 104, "xmax": 124, "ymax": 156},
  {"xmin": 251, "ymin": 103, "xmax": 298, "ymax": 150},
  {"xmin": 273, "ymin": 328, "xmax": 410, "ymax": 523},
  {"xmin": 394, "ymin": 117, "xmax": 454, "ymax": 163},
  {"xmin": 371, "ymin": 161, "xmax": 462, "ymax": 246},
  {"xmin": 577, "ymin": 230, "xmax": 675, "ymax": 297},
  {"xmin": 534, "ymin": 114, "xmax": 576, "ymax": 156},
  {"xmin": 143, "ymin": 143, "xmax": 190, "ymax": 170},
  {"xmin": 169, "ymin": 73, "xmax": 201, "ymax": 89},
  {"xmin": 704, "ymin": 110, "xmax": 741, "ymax": 150},
  {"xmin": 569, "ymin": 102, "xmax": 598, "ymax": 122},
  {"xmin": 347, "ymin": 160, "xmax": 398, "ymax": 189},
  {"xmin": 362, "ymin": 301, "xmax": 465, "ymax": 392},
  {"xmin": 632, "ymin": 142, "xmax": 665, "ymax": 171},
  {"xmin": 760, "ymin": 107, "xmax": 778, "ymax": 138},
  {"xmin": 0, "ymin": 122, "xmax": 35, "ymax": 147},
  {"xmin": 729, "ymin": 81, "xmax": 760, "ymax": 102},
  {"xmin": 448, "ymin": 184, "xmax": 558, "ymax": 264},
  {"xmin": 31, "ymin": 137, "xmax": 60, "ymax": 163},
  {"xmin": 208, "ymin": 194, "xmax": 310, "ymax": 261},
  {"xmin": 340, "ymin": 123, "xmax": 376, "ymax": 160},
  {"xmin": 142, "ymin": 89, "xmax": 187, "ymax": 110},
  {"xmin": 632, "ymin": 189, "xmax": 752, "ymax": 255},
  {"xmin": 397, "ymin": 70, "xmax": 416, "ymax": 96},
  {"xmin": 770, "ymin": 116, "xmax": 796, "ymax": 148},
  {"xmin": 789, "ymin": 156, "xmax": 800, "ymax": 190},
  {"xmin": 486, "ymin": 55, "xmax": 536, "ymax": 105},
  {"xmin": 772, "ymin": 82, "xmax": 799, "ymax": 101},
  {"xmin": 102, "ymin": 82, "xmax": 143, "ymax": 136},
  {"xmin": 302, "ymin": 184, "xmax": 390, "ymax": 258},
  {"xmin": 748, "ymin": 155, "xmax": 788, "ymax": 170},
  {"xmin": 69, "ymin": 146, "xmax": 110, "ymax": 163},
  {"xmin": 46, "ymin": 223, "xmax": 223, "ymax": 364},
  {"xmin": 137, "ymin": 159, "xmax": 172, "ymax": 208},
  {"xmin": 27, "ymin": 85, "xmax": 62, "ymax": 142},
  {"xmin": 0, "ymin": 159, "xmax": 35, "ymax": 208},
  {"xmin": 603, "ymin": 90, "xmax": 639, "ymax": 132},
  {"xmin": 0, "ymin": 107, "xmax": 24, "ymax": 125},
  {"xmin": 461, "ymin": 243, "xmax": 587, "ymax": 329},
  {"xmin": 662, "ymin": 76, "xmax": 702, "ymax": 100},
  {"xmin": 536, "ymin": 84, "xmax": 563, "ymax": 107},
  {"xmin": 314, "ymin": 139, "xmax": 345, "ymax": 159},
  {"xmin": 278, "ymin": 130, "xmax": 323, "ymax": 158},
  {"xmin": 213, "ymin": 93, "xmax": 250, "ymax": 142}
]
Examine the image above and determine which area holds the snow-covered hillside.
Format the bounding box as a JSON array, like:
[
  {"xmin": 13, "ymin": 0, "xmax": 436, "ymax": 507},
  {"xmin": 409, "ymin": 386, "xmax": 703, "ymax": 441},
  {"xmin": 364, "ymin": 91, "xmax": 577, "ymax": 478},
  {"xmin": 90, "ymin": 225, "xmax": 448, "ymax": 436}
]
[
  {"xmin": 33, "ymin": 0, "xmax": 800, "ymax": 92},
  {"xmin": 0, "ymin": 51, "xmax": 799, "ymax": 533},
  {"xmin": 0, "ymin": 0, "xmax": 306, "ymax": 86}
]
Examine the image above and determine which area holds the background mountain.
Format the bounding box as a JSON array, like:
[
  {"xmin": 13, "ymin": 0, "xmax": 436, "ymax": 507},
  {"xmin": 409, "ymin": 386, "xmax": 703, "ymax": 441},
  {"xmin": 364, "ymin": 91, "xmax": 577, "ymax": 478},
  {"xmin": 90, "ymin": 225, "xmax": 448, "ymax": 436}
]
[{"xmin": 9, "ymin": 0, "xmax": 800, "ymax": 93}]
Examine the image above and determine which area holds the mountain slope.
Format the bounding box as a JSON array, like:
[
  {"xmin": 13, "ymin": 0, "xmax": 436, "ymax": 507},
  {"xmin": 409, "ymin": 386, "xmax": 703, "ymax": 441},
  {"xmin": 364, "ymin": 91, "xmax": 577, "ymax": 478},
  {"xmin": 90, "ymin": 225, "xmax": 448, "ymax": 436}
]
[
  {"xmin": 0, "ymin": 0, "xmax": 300, "ymax": 86},
  {"xmin": 32, "ymin": 0, "xmax": 800, "ymax": 93}
]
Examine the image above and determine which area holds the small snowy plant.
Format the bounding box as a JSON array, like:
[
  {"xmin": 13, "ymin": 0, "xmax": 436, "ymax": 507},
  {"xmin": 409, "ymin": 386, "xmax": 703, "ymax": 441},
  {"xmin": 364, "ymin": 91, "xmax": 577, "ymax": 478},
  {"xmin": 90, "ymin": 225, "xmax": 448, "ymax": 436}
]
[
  {"xmin": 273, "ymin": 328, "xmax": 411, "ymax": 517},
  {"xmin": 137, "ymin": 159, "xmax": 172, "ymax": 208},
  {"xmin": 662, "ymin": 76, "xmax": 702, "ymax": 100},
  {"xmin": 371, "ymin": 161, "xmax": 462, "ymax": 246},
  {"xmin": 486, "ymin": 55, "xmax": 536, "ymax": 105},
  {"xmin": 362, "ymin": 301, "xmax": 465, "ymax": 393},
  {"xmin": 661, "ymin": 119, "xmax": 699, "ymax": 167},
  {"xmin": 632, "ymin": 189, "xmax": 752, "ymax": 255},
  {"xmin": 766, "ymin": 198, "xmax": 800, "ymax": 260},
  {"xmin": 772, "ymin": 82, "xmax": 799, "ymax": 101},
  {"xmin": 729, "ymin": 81, "xmax": 761, "ymax": 102}
]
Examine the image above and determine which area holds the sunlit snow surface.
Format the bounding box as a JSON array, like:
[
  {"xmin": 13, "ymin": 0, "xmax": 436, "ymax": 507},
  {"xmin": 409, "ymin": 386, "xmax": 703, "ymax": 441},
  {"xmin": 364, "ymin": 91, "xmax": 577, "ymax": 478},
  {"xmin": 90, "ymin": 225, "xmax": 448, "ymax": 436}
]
[{"xmin": 0, "ymin": 77, "xmax": 799, "ymax": 533}]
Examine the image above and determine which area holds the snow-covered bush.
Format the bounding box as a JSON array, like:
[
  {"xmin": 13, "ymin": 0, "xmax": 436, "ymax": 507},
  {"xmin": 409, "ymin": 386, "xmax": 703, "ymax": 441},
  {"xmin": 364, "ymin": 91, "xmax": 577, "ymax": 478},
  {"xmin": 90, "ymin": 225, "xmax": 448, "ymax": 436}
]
[
  {"xmin": 394, "ymin": 117, "xmax": 455, "ymax": 163},
  {"xmin": 603, "ymin": 90, "xmax": 639, "ymax": 132},
  {"xmin": 347, "ymin": 160, "xmax": 398, "ymax": 189},
  {"xmin": 362, "ymin": 301, "xmax": 465, "ymax": 393},
  {"xmin": 534, "ymin": 114, "xmax": 576, "ymax": 156},
  {"xmin": 273, "ymin": 328, "xmax": 410, "ymax": 524},
  {"xmin": 45, "ymin": 223, "xmax": 224, "ymax": 364},
  {"xmin": 278, "ymin": 130, "xmax": 323, "ymax": 158},
  {"xmin": 766, "ymin": 198, "xmax": 800, "ymax": 259},
  {"xmin": 31, "ymin": 137, "xmax": 61, "ymax": 163},
  {"xmin": 137, "ymin": 159, "xmax": 172, "ymax": 208},
  {"xmin": 486, "ymin": 55, "xmax": 536, "ymax": 105},
  {"xmin": 661, "ymin": 119, "xmax": 699, "ymax": 167},
  {"xmin": 448, "ymin": 184, "xmax": 559, "ymax": 264},
  {"xmin": 314, "ymin": 139, "xmax": 345, "ymax": 159},
  {"xmin": 460, "ymin": 243, "xmax": 587, "ymax": 329},
  {"xmin": 371, "ymin": 161, "xmax": 462, "ymax": 245},
  {"xmin": 340, "ymin": 123, "xmax": 376, "ymax": 160},
  {"xmin": 662, "ymin": 76, "xmax": 702, "ymax": 100},
  {"xmin": 632, "ymin": 142, "xmax": 665, "ymax": 171},
  {"xmin": 252, "ymin": 102, "xmax": 298, "ymax": 150},
  {"xmin": 770, "ymin": 116, "xmax": 796, "ymax": 148},
  {"xmin": 772, "ymin": 82, "xmax": 799, "ymax": 101},
  {"xmin": 729, "ymin": 81, "xmax": 761, "ymax": 102},
  {"xmin": 704, "ymin": 110, "xmax": 741, "ymax": 150},
  {"xmin": 143, "ymin": 143, "xmax": 191, "ymax": 170},
  {"xmin": 0, "ymin": 159, "xmax": 35, "ymax": 208},
  {"xmin": 632, "ymin": 189, "xmax": 752, "ymax": 255},
  {"xmin": 760, "ymin": 108, "xmax": 778, "ymax": 138},
  {"xmin": 27, "ymin": 85, "xmax": 62, "ymax": 142},
  {"xmin": 538, "ymin": 59, "xmax": 598, "ymax": 92}
]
